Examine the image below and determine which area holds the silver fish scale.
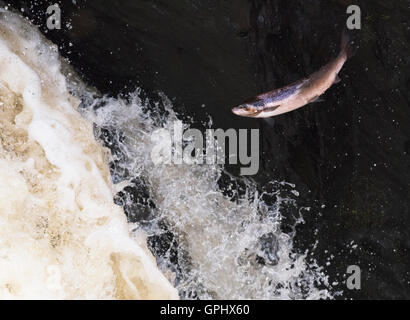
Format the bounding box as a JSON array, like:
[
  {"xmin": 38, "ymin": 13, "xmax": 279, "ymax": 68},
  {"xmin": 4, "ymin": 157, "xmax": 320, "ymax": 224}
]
[{"xmin": 262, "ymin": 82, "xmax": 303, "ymax": 104}]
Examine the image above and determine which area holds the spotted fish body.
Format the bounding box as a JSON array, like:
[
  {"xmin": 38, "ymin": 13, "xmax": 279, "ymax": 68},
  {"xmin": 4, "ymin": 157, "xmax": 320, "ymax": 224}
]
[{"xmin": 232, "ymin": 32, "xmax": 352, "ymax": 118}]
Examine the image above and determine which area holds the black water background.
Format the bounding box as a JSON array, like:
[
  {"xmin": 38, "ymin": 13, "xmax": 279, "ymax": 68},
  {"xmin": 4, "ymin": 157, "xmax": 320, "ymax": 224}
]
[{"xmin": 10, "ymin": 0, "xmax": 410, "ymax": 299}]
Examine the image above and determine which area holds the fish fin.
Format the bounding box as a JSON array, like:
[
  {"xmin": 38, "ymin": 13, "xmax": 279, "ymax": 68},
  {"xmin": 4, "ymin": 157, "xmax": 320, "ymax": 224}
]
[
  {"xmin": 308, "ymin": 95, "xmax": 324, "ymax": 104},
  {"xmin": 253, "ymin": 109, "xmax": 263, "ymax": 117},
  {"xmin": 298, "ymin": 78, "xmax": 310, "ymax": 88},
  {"xmin": 341, "ymin": 30, "xmax": 355, "ymax": 59},
  {"xmin": 262, "ymin": 117, "xmax": 275, "ymax": 126},
  {"xmin": 334, "ymin": 75, "xmax": 341, "ymax": 84},
  {"xmin": 263, "ymin": 105, "xmax": 281, "ymax": 112}
]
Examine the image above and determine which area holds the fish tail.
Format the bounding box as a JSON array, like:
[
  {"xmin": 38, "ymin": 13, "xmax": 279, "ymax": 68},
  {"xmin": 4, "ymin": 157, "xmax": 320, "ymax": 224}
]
[{"xmin": 340, "ymin": 30, "xmax": 354, "ymax": 59}]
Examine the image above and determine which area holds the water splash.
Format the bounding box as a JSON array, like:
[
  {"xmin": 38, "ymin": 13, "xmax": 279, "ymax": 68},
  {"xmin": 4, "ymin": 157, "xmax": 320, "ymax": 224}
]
[
  {"xmin": 82, "ymin": 91, "xmax": 333, "ymax": 299},
  {"xmin": 0, "ymin": 7, "xmax": 332, "ymax": 300}
]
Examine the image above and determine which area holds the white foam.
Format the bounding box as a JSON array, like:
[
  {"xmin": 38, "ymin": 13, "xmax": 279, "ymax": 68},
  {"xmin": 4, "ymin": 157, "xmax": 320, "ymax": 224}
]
[
  {"xmin": 85, "ymin": 93, "xmax": 332, "ymax": 299},
  {"xmin": 0, "ymin": 8, "xmax": 332, "ymax": 300},
  {"xmin": 0, "ymin": 11, "xmax": 177, "ymax": 299}
]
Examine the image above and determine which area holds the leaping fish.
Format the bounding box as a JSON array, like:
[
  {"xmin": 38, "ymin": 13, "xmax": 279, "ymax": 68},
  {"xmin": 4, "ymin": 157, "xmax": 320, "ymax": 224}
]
[{"xmin": 232, "ymin": 32, "xmax": 353, "ymax": 118}]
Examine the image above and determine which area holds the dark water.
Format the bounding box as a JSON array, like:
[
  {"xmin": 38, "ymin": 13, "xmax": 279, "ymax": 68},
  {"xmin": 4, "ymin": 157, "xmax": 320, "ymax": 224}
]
[{"xmin": 12, "ymin": 0, "xmax": 410, "ymax": 299}]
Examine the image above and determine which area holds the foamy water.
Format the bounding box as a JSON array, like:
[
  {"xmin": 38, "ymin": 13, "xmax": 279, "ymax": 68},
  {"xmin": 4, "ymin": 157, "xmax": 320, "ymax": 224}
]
[
  {"xmin": 82, "ymin": 92, "xmax": 332, "ymax": 300},
  {"xmin": 0, "ymin": 9, "xmax": 332, "ymax": 299},
  {"xmin": 0, "ymin": 10, "xmax": 177, "ymax": 299}
]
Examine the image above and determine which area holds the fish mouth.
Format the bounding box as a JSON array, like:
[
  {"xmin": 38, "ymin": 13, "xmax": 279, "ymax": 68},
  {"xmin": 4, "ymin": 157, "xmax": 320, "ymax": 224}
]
[{"xmin": 231, "ymin": 106, "xmax": 245, "ymax": 115}]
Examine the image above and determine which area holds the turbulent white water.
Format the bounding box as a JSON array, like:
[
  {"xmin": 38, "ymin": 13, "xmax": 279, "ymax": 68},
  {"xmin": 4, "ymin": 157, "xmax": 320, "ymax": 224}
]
[
  {"xmin": 0, "ymin": 9, "xmax": 332, "ymax": 299},
  {"xmin": 82, "ymin": 93, "xmax": 332, "ymax": 300},
  {"xmin": 0, "ymin": 10, "xmax": 177, "ymax": 299}
]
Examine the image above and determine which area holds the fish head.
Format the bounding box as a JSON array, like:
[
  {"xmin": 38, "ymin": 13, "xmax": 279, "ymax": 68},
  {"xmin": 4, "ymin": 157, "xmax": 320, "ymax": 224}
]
[{"xmin": 231, "ymin": 102, "xmax": 263, "ymax": 118}]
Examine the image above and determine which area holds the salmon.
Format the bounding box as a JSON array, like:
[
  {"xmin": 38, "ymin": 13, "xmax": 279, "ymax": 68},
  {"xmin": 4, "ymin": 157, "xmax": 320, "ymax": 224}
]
[{"xmin": 232, "ymin": 32, "xmax": 353, "ymax": 118}]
